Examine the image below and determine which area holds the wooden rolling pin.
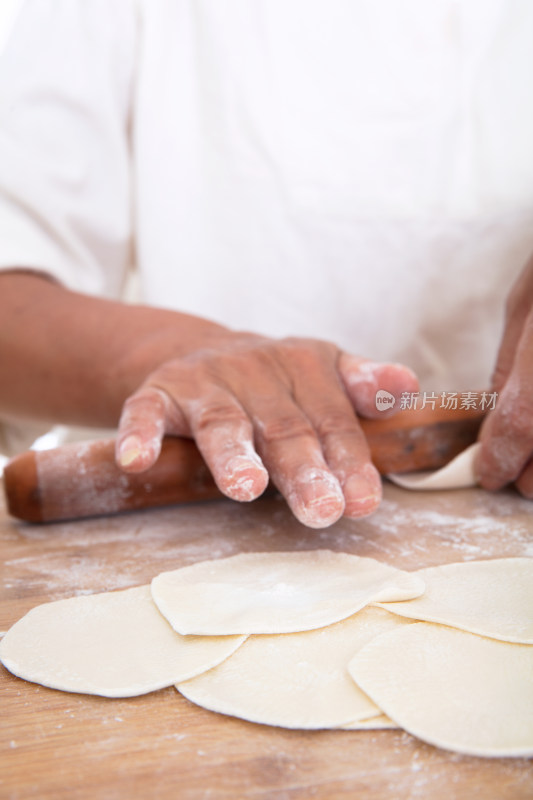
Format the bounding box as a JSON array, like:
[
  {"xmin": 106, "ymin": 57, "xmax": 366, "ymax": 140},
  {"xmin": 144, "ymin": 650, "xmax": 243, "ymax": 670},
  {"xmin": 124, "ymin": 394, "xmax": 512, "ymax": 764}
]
[{"xmin": 3, "ymin": 406, "xmax": 484, "ymax": 523}]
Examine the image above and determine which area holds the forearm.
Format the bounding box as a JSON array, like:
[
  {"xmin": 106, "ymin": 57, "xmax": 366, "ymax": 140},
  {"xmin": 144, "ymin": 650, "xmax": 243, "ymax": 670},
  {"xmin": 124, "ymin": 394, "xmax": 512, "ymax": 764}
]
[
  {"xmin": 0, "ymin": 271, "xmax": 422, "ymax": 528},
  {"xmin": 0, "ymin": 271, "xmax": 232, "ymax": 428}
]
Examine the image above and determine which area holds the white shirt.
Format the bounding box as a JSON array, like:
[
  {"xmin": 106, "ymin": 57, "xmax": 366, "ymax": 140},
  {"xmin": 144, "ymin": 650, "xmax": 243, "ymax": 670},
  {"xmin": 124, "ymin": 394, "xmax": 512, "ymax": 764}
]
[{"xmin": 1, "ymin": 0, "xmax": 533, "ymax": 451}]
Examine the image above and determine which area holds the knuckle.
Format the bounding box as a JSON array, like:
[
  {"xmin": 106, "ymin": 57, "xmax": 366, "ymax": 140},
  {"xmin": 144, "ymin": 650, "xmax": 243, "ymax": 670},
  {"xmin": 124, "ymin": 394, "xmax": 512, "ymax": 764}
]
[
  {"xmin": 497, "ymin": 396, "xmax": 533, "ymax": 441},
  {"xmin": 120, "ymin": 385, "xmax": 188, "ymax": 436},
  {"xmin": 276, "ymin": 336, "xmax": 338, "ymax": 364},
  {"xmin": 201, "ymin": 346, "xmax": 283, "ymax": 387},
  {"xmin": 242, "ymin": 346, "xmax": 282, "ymax": 376},
  {"xmin": 256, "ymin": 414, "xmax": 315, "ymax": 444},
  {"xmin": 121, "ymin": 390, "xmax": 156, "ymax": 421},
  {"xmin": 313, "ymin": 408, "xmax": 359, "ymax": 439},
  {"xmin": 194, "ymin": 401, "xmax": 246, "ymax": 433}
]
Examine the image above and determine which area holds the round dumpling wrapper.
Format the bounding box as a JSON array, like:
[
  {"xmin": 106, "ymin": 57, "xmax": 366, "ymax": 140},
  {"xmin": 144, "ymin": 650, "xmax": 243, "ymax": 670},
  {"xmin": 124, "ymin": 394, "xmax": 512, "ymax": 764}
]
[
  {"xmin": 152, "ymin": 550, "xmax": 425, "ymax": 635},
  {"xmin": 349, "ymin": 622, "xmax": 533, "ymax": 757},
  {"xmin": 0, "ymin": 585, "xmax": 245, "ymax": 697},
  {"xmin": 374, "ymin": 558, "xmax": 533, "ymax": 643},
  {"xmin": 178, "ymin": 607, "xmax": 411, "ymax": 729}
]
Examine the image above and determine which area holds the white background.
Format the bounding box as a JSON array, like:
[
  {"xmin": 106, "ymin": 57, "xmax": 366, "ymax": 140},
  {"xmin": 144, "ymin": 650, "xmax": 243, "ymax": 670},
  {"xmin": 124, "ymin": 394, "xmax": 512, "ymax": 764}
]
[{"xmin": 0, "ymin": 0, "xmax": 21, "ymax": 53}]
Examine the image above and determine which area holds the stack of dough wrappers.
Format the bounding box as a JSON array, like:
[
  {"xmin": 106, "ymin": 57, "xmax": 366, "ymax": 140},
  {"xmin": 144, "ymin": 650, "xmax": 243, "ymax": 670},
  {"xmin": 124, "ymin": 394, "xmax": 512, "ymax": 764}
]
[{"xmin": 1, "ymin": 550, "xmax": 532, "ymax": 758}]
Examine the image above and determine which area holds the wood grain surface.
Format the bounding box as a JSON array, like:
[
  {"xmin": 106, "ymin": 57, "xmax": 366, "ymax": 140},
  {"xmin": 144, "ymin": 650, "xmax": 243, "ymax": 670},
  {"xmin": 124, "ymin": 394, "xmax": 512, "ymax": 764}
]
[{"xmin": 1, "ymin": 477, "xmax": 533, "ymax": 800}]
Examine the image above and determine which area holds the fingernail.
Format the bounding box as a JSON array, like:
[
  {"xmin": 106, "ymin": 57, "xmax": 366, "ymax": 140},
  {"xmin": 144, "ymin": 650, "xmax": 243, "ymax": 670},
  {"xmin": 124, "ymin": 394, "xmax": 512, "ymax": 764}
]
[
  {"xmin": 118, "ymin": 435, "xmax": 144, "ymax": 467},
  {"xmin": 292, "ymin": 469, "xmax": 345, "ymax": 529},
  {"xmin": 344, "ymin": 465, "xmax": 382, "ymax": 517},
  {"xmin": 224, "ymin": 457, "xmax": 269, "ymax": 502}
]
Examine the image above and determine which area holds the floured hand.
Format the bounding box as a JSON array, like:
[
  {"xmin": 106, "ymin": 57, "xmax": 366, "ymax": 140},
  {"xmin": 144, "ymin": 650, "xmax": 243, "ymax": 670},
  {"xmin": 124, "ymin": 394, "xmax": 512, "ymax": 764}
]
[
  {"xmin": 477, "ymin": 256, "xmax": 533, "ymax": 498},
  {"xmin": 116, "ymin": 335, "xmax": 418, "ymax": 528}
]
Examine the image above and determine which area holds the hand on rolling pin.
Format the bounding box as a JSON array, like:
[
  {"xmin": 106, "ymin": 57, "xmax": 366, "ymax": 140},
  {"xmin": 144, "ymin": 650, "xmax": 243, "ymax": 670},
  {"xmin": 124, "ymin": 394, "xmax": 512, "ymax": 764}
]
[
  {"xmin": 115, "ymin": 337, "xmax": 419, "ymax": 528},
  {"xmin": 477, "ymin": 256, "xmax": 533, "ymax": 497}
]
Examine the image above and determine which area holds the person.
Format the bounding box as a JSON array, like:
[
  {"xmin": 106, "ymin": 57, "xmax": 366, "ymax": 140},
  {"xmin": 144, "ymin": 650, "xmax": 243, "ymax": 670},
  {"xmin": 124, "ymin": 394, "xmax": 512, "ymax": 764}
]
[{"xmin": 1, "ymin": 0, "xmax": 533, "ymax": 528}]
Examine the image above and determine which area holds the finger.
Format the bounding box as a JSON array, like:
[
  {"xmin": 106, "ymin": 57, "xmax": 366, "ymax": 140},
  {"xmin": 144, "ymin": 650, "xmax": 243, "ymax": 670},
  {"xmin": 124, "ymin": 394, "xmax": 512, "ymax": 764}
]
[
  {"xmin": 184, "ymin": 388, "xmax": 269, "ymax": 502},
  {"xmin": 339, "ymin": 356, "xmax": 419, "ymax": 419},
  {"xmin": 515, "ymin": 457, "xmax": 533, "ymax": 499},
  {"xmin": 477, "ymin": 312, "xmax": 533, "ymax": 489},
  {"xmin": 241, "ymin": 363, "xmax": 349, "ymax": 527},
  {"xmin": 255, "ymin": 413, "xmax": 346, "ymax": 529},
  {"xmin": 316, "ymin": 427, "xmax": 382, "ymax": 520},
  {"xmin": 288, "ymin": 359, "xmax": 382, "ymax": 518},
  {"xmin": 491, "ymin": 258, "xmax": 533, "ymax": 393},
  {"xmin": 476, "ymin": 383, "xmax": 533, "ymax": 490},
  {"xmin": 116, "ymin": 386, "xmax": 175, "ymax": 472},
  {"xmin": 491, "ymin": 318, "xmax": 523, "ymax": 395}
]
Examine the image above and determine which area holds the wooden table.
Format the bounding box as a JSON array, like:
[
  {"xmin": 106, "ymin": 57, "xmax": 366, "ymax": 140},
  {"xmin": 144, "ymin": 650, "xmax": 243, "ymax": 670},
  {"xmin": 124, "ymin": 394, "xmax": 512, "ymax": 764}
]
[{"xmin": 1, "ymin": 476, "xmax": 533, "ymax": 800}]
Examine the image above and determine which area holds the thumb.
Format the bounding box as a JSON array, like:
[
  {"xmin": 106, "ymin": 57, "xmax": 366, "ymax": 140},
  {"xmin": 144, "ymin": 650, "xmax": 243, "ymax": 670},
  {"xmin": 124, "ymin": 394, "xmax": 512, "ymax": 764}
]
[
  {"xmin": 339, "ymin": 356, "xmax": 419, "ymax": 419},
  {"xmin": 492, "ymin": 258, "xmax": 533, "ymax": 392},
  {"xmin": 491, "ymin": 312, "xmax": 525, "ymax": 394}
]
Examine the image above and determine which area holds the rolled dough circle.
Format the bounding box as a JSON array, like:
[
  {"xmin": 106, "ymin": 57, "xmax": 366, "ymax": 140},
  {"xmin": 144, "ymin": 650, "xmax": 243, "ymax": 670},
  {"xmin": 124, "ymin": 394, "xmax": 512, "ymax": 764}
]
[
  {"xmin": 151, "ymin": 550, "xmax": 425, "ymax": 635},
  {"xmin": 178, "ymin": 607, "xmax": 411, "ymax": 729},
  {"xmin": 349, "ymin": 622, "xmax": 533, "ymax": 757},
  {"xmin": 374, "ymin": 557, "xmax": 533, "ymax": 643},
  {"xmin": 0, "ymin": 585, "xmax": 245, "ymax": 697}
]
